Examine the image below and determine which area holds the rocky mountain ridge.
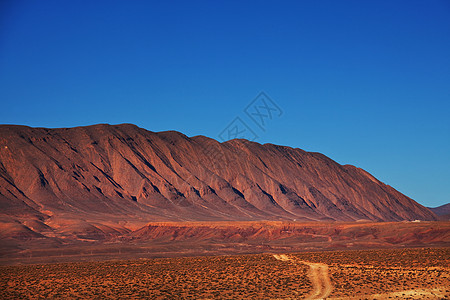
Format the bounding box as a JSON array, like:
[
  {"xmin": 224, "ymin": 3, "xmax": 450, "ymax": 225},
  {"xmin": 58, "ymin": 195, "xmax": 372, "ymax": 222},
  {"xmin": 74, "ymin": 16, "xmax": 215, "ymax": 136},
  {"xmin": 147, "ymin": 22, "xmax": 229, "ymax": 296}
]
[{"xmin": 0, "ymin": 124, "xmax": 436, "ymax": 227}]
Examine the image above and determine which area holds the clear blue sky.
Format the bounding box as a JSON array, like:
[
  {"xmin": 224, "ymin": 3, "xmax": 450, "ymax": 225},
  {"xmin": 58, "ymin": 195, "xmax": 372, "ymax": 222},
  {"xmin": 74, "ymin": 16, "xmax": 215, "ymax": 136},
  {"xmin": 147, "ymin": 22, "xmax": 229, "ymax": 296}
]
[{"xmin": 1, "ymin": 0, "xmax": 449, "ymax": 207}]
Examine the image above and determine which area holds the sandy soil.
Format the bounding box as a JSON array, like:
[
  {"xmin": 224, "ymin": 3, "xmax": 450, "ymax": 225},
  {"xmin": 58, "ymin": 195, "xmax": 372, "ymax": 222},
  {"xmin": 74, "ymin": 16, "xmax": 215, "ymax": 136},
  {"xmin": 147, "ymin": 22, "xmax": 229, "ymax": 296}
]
[
  {"xmin": 273, "ymin": 254, "xmax": 333, "ymax": 299},
  {"xmin": 2, "ymin": 221, "xmax": 449, "ymax": 265},
  {"xmin": 1, "ymin": 248, "xmax": 448, "ymax": 299}
]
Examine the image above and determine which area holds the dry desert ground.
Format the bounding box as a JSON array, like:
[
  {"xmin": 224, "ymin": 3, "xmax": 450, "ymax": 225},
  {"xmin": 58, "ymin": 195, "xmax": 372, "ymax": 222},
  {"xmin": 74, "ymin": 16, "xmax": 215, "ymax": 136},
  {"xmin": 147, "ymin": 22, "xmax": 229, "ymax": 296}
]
[{"xmin": 1, "ymin": 247, "xmax": 449, "ymax": 299}]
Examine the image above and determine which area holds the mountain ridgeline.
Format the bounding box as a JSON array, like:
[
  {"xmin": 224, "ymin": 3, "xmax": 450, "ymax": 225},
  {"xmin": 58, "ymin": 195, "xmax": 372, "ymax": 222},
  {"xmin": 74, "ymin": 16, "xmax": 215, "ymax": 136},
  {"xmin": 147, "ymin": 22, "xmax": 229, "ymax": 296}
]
[{"xmin": 0, "ymin": 124, "xmax": 436, "ymax": 224}]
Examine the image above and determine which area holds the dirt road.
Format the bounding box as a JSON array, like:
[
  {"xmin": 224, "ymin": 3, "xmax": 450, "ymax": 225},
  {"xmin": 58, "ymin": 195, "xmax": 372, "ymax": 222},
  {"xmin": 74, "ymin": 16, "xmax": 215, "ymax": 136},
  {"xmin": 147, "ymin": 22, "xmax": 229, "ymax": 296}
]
[{"xmin": 273, "ymin": 254, "xmax": 332, "ymax": 299}]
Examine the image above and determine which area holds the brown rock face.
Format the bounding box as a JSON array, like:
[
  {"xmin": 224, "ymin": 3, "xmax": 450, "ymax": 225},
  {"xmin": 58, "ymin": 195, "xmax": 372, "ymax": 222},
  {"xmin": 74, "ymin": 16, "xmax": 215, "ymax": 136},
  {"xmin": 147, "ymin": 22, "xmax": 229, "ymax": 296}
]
[
  {"xmin": 429, "ymin": 203, "xmax": 450, "ymax": 220},
  {"xmin": 0, "ymin": 124, "xmax": 436, "ymax": 225}
]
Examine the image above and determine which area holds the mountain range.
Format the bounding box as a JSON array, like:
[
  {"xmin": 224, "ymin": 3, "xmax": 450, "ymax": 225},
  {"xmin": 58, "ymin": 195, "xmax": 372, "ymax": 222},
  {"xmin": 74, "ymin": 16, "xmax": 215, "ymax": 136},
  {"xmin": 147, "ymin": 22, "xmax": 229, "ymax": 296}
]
[
  {"xmin": 429, "ymin": 203, "xmax": 450, "ymax": 220},
  {"xmin": 0, "ymin": 124, "xmax": 436, "ymax": 226}
]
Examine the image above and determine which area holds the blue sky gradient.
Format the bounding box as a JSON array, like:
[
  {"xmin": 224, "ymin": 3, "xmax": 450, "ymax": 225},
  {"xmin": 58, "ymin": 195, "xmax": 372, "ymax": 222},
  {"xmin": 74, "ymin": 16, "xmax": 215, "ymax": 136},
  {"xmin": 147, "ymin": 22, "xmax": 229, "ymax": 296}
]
[{"xmin": 1, "ymin": 0, "xmax": 449, "ymax": 207}]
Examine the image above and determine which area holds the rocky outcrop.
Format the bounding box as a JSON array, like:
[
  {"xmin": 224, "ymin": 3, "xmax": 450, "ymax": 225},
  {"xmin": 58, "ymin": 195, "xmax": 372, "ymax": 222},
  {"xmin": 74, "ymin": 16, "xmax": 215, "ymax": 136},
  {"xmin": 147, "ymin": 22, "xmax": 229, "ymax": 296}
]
[{"xmin": 0, "ymin": 123, "xmax": 437, "ymax": 225}]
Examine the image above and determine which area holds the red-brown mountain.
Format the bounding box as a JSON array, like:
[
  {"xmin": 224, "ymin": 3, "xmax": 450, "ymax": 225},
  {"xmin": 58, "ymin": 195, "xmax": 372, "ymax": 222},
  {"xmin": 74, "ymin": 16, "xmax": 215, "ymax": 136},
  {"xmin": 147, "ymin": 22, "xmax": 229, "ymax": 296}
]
[
  {"xmin": 0, "ymin": 124, "xmax": 436, "ymax": 226},
  {"xmin": 428, "ymin": 203, "xmax": 450, "ymax": 221}
]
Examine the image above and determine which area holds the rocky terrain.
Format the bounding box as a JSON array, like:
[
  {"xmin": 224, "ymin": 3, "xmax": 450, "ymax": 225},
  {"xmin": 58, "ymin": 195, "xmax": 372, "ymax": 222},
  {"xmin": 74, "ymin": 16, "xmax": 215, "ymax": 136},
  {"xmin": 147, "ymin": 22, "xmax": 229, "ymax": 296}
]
[
  {"xmin": 429, "ymin": 203, "xmax": 450, "ymax": 220},
  {"xmin": 0, "ymin": 124, "xmax": 445, "ymax": 261},
  {"xmin": 1, "ymin": 248, "xmax": 449, "ymax": 299},
  {"xmin": 0, "ymin": 124, "xmax": 436, "ymax": 223}
]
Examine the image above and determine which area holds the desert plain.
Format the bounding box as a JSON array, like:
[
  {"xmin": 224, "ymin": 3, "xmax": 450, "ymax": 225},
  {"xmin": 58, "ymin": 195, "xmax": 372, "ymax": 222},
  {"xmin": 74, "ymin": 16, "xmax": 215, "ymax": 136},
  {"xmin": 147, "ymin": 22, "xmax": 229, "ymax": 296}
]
[
  {"xmin": 1, "ymin": 220, "xmax": 449, "ymax": 299},
  {"xmin": 1, "ymin": 247, "xmax": 449, "ymax": 299}
]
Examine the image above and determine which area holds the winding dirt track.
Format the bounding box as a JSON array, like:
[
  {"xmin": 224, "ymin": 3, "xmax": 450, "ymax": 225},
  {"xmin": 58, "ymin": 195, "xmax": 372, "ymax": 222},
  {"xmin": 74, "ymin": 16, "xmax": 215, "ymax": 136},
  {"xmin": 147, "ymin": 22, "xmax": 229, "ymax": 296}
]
[{"xmin": 273, "ymin": 254, "xmax": 332, "ymax": 299}]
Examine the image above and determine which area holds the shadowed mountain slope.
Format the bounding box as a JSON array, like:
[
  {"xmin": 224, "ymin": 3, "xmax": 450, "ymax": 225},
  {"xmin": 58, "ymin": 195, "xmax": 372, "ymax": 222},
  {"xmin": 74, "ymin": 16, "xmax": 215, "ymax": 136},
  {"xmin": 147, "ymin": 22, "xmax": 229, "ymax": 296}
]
[
  {"xmin": 0, "ymin": 124, "xmax": 436, "ymax": 226},
  {"xmin": 429, "ymin": 203, "xmax": 450, "ymax": 220}
]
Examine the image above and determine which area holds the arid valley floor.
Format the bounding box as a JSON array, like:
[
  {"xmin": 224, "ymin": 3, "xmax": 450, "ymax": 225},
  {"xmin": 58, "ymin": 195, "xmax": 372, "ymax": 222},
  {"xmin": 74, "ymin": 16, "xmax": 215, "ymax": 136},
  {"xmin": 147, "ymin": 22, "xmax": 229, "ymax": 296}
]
[
  {"xmin": 1, "ymin": 248, "xmax": 449, "ymax": 299},
  {"xmin": 0, "ymin": 222, "xmax": 449, "ymax": 299},
  {"xmin": 1, "ymin": 125, "xmax": 449, "ymax": 298},
  {"xmin": 1, "ymin": 221, "xmax": 450, "ymax": 298}
]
